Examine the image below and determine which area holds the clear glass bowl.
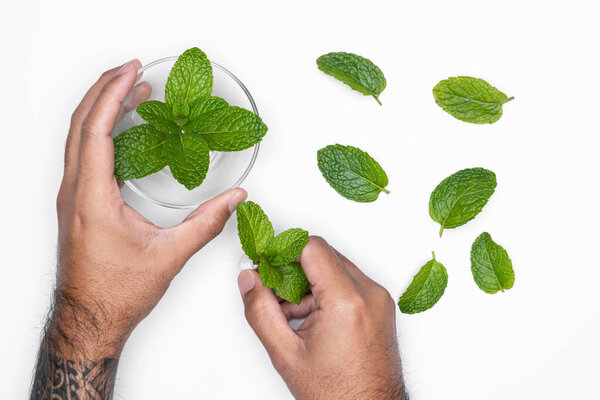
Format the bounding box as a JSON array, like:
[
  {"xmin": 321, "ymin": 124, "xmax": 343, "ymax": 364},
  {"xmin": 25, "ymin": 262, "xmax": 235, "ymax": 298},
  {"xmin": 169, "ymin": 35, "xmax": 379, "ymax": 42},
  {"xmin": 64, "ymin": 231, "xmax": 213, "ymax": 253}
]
[{"xmin": 111, "ymin": 57, "xmax": 260, "ymax": 209}]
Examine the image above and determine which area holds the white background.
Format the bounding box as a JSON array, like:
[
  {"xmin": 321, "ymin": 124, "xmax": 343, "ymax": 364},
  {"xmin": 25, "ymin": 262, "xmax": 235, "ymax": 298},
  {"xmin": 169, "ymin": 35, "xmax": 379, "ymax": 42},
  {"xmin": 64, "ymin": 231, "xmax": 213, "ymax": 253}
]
[{"xmin": 1, "ymin": 0, "xmax": 599, "ymax": 398}]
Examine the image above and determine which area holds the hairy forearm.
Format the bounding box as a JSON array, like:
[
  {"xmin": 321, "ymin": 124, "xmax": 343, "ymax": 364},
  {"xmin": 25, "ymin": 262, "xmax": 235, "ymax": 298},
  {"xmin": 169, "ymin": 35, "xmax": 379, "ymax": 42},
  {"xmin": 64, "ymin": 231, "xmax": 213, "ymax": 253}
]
[{"xmin": 30, "ymin": 290, "xmax": 126, "ymax": 400}]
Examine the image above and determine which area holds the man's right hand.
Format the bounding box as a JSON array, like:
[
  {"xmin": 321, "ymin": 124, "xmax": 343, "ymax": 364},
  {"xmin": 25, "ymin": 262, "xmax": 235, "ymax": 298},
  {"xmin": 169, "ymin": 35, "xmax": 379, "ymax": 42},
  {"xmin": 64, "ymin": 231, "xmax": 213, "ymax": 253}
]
[{"xmin": 237, "ymin": 236, "xmax": 407, "ymax": 400}]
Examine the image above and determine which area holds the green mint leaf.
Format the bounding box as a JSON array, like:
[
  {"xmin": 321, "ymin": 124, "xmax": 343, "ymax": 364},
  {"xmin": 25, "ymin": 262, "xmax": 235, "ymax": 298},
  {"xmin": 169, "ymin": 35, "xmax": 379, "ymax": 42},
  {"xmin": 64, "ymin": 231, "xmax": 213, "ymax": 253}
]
[
  {"xmin": 470, "ymin": 232, "xmax": 515, "ymax": 294},
  {"xmin": 263, "ymin": 228, "xmax": 309, "ymax": 266},
  {"xmin": 186, "ymin": 106, "xmax": 268, "ymax": 152},
  {"xmin": 258, "ymin": 257, "xmax": 283, "ymax": 289},
  {"xmin": 317, "ymin": 52, "xmax": 386, "ymax": 105},
  {"xmin": 429, "ymin": 168, "xmax": 497, "ymax": 237},
  {"xmin": 398, "ymin": 252, "xmax": 448, "ymax": 314},
  {"xmin": 317, "ymin": 144, "xmax": 390, "ymax": 203},
  {"xmin": 272, "ymin": 262, "xmax": 310, "ymax": 305},
  {"xmin": 236, "ymin": 201, "xmax": 275, "ymax": 263},
  {"xmin": 113, "ymin": 124, "xmax": 167, "ymax": 180},
  {"xmin": 172, "ymin": 98, "xmax": 190, "ymax": 122},
  {"xmin": 164, "ymin": 47, "xmax": 213, "ymax": 106},
  {"xmin": 165, "ymin": 133, "xmax": 210, "ymax": 190},
  {"xmin": 433, "ymin": 76, "xmax": 514, "ymax": 124},
  {"xmin": 136, "ymin": 101, "xmax": 180, "ymax": 133},
  {"xmin": 186, "ymin": 96, "xmax": 230, "ymax": 122}
]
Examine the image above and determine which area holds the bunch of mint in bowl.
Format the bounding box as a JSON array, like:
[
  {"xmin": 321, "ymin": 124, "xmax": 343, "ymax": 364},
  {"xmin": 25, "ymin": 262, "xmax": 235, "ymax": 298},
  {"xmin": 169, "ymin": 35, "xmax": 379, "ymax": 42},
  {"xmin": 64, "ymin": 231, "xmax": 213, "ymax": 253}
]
[{"xmin": 111, "ymin": 47, "xmax": 268, "ymax": 208}]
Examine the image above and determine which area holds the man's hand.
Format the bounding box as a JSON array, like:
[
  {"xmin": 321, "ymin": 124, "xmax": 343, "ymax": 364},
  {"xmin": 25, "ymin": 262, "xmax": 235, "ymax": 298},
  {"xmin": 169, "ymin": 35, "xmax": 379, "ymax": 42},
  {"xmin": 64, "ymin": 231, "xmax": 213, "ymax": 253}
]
[
  {"xmin": 237, "ymin": 236, "xmax": 408, "ymax": 400},
  {"xmin": 31, "ymin": 59, "xmax": 246, "ymax": 399}
]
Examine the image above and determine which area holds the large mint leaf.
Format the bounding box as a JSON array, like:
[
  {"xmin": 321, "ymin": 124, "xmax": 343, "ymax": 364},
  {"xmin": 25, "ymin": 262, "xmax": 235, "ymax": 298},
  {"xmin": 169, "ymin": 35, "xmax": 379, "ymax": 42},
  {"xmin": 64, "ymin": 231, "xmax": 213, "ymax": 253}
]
[
  {"xmin": 185, "ymin": 106, "xmax": 267, "ymax": 152},
  {"xmin": 471, "ymin": 232, "xmax": 515, "ymax": 294},
  {"xmin": 258, "ymin": 257, "xmax": 283, "ymax": 289},
  {"xmin": 317, "ymin": 52, "xmax": 386, "ymax": 105},
  {"xmin": 429, "ymin": 168, "xmax": 497, "ymax": 236},
  {"xmin": 317, "ymin": 144, "xmax": 389, "ymax": 203},
  {"xmin": 164, "ymin": 47, "xmax": 213, "ymax": 106},
  {"xmin": 136, "ymin": 101, "xmax": 180, "ymax": 133},
  {"xmin": 165, "ymin": 133, "xmax": 210, "ymax": 190},
  {"xmin": 398, "ymin": 253, "xmax": 448, "ymax": 314},
  {"xmin": 113, "ymin": 124, "xmax": 167, "ymax": 180},
  {"xmin": 272, "ymin": 262, "xmax": 310, "ymax": 305},
  {"xmin": 263, "ymin": 228, "xmax": 309, "ymax": 266},
  {"xmin": 433, "ymin": 76, "xmax": 513, "ymax": 124},
  {"xmin": 236, "ymin": 201, "xmax": 275, "ymax": 263}
]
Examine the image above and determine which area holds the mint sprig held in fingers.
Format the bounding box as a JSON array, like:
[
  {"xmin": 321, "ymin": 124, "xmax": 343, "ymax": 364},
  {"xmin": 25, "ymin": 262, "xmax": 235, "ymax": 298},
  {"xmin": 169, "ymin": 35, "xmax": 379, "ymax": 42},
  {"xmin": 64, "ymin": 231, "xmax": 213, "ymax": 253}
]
[
  {"xmin": 113, "ymin": 47, "xmax": 268, "ymax": 190},
  {"xmin": 236, "ymin": 201, "xmax": 310, "ymax": 304},
  {"xmin": 317, "ymin": 52, "xmax": 386, "ymax": 105},
  {"xmin": 433, "ymin": 76, "xmax": 513, "ymax": 124}
]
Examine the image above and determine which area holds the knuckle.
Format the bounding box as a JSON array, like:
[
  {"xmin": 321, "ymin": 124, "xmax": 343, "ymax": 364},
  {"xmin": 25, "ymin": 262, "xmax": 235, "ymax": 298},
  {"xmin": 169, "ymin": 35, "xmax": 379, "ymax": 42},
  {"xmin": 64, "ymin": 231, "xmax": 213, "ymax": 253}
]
[
  {"xmin": 244, "ymin": 298, "xmax": 268, "ymax": 323},
  {"xmin": 342, "ymin": 292, "xmax": 368, "ymax": 314},
  {"xmin": 100, "ymin": 69, "xmax": 114, "ymax": 80},
  {"xmin": 200, "ymin": 215, "xmax": 225, "ymax": 238},
  {"xmin": 70, "ymin": 108, "xmax": 85, "ymax": 125}
]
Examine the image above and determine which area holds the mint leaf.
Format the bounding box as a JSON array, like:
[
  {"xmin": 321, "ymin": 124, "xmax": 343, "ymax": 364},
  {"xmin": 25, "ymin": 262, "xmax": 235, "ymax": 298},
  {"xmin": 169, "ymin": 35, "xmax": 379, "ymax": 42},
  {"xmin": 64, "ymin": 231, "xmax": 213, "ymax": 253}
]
[
  {"xmin": 165, "ymin": 47, "xmax": 213, "ymax": 106},
  {"xmin": 317, "ymin": 52, "xmax": 386, "ymax": 105},
  {"xmin": 113, "ymin": 124, "xmax": 167, "ymax": 180},
  {"xmin": 263, "ymin": 228, "xmax": 309, "ymax": 266},
  {"xmin": 471, "ymin": 232, "xmax": 515, "ymax": 294},
  {"xmin": 429, "ymin": 168, "xmax": 496, "ymax": 236},
  {"xmin": 398, "ymin": 252, "xmax": 448, "ymax": 314},
  {"xmin": 272, "ymin": 262, "xmax": 310, "ymax": 305},
  {"xmin": 236, "ymin": 201, "xmax": 275, "ymax": 263},
  {"xmin": 172, "ymin": 98, "xmax": 190, "ymax": 124},
  {"xmin": 317, "ymin": 144, "xmax": 390, "ymax": 202},
  {"xmin": 136, "ymin": 101, "xmax": 180, "ymax": 133},
  {"xmin": 165, "ymin": 133, "xmax": 210, "ymax": 190},
  {"xmin": 258, "ymin": 257, "xmax": 283, "ymax": 289},
  {"xmin": 186, "ymin": 96, "xmax": 229, "ymax": 123},
  {"xmin": 433, "ymin": 76, "xmax": 514, "ymax": 124},
  {"xmin": 185, "ymin": 106, "xmax": 268, "ymax": 152}
]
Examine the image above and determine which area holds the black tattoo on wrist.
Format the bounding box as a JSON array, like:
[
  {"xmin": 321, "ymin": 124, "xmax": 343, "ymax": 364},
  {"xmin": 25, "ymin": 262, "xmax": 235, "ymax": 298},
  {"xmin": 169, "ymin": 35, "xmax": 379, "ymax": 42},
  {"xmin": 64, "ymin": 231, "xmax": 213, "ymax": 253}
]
[{"xmin": 30, "ymin": 350, "xmax": 117, "ymax": 400}]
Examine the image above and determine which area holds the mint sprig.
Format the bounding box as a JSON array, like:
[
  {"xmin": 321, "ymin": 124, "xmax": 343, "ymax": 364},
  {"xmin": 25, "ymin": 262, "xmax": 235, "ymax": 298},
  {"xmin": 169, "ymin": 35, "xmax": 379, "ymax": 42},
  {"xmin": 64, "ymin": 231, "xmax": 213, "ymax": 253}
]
[
  {"xmin": 113, "ymin": 47, "xmax": 268, "ymax": 190},
  {"xmin": 237, "ymin": 201, "xmax": 310, "ymax": 305}
]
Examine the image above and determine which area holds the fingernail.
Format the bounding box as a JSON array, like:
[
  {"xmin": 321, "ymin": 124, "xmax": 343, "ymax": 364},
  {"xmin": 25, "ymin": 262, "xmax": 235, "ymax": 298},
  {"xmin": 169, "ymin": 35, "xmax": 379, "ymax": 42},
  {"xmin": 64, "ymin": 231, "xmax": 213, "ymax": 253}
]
[
  {"xmin": 116, "ymin": 59, "xmax": 138, "ymax": 76},
  {"xmin": 238, "ymin": 270, "xmax": 256, "ymax": 295},
  {"xmin": 228, "ymin": 189, "xmax": 247, "ymax": 214}
]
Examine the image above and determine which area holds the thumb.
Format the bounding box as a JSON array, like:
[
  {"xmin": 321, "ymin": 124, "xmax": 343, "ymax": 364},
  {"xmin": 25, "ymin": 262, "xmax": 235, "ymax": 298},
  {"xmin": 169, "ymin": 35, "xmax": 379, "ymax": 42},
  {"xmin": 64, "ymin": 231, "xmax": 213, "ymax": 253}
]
[
  {"xmin": 167, "ymin": 188, "xmax": 247, "ymax": 260},
  {"xmin": 238, "ymin": 270, "xmax": 300, "ymax": 369}
]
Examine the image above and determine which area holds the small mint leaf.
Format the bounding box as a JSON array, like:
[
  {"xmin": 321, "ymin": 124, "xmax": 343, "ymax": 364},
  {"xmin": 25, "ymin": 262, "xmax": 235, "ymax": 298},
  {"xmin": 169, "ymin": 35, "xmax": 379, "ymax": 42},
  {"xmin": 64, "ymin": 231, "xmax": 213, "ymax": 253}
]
[
  {"xmin": 263, "ymin": 228, "xmax": 309, "ymax": 266},
  {"xmin": 236, "ymin": 201, "xmax": 275, "ymax": 263},
  {"xmin": 113, "ymin": 124, "xmax": 167, "ymax": 180},
  {"xmin": 470, "ymin": 232, "xmax": 515, "ymax": 294},
  {"xmin": 398, "ymin": 253, "xmax": 448, "ymax": 314},
  {"xmin": 187, "ymin": 96, "xmax": 229, "ymax": 122},
  {"xmin": 433, "ymin": 76, "xmax": 513, "ymax": 124},
  {"xmin": 186, "ymin": 106, "xmax": 268, "ymax": 152},
  {"xmin": 165, "ymin": 133, "xmax": 210, "ymax": 190},
  {"xmin": 317, "ymin": 52, "xmax": 386, "ymax": 104},
  {"xmin": 272, "ymin": 262, "xmax": 310, "ymax": 305},
  {"xmin": 136, "ymin": 101, "xmax": 180, "ymax": 133},
  {"xmin": 317, "ymin": 144, "xmax": 389, "ymax": 202},
  {"xmin": 258, "ymin": 257, "xmax": 283, "ymax": 289},
  {"xmin": 429, "ymin": 168, "xmax": 497, "ymax": 236},
  {"xmin": 165, "ymin": 47, "xmax": 213, "ymax": 106}
]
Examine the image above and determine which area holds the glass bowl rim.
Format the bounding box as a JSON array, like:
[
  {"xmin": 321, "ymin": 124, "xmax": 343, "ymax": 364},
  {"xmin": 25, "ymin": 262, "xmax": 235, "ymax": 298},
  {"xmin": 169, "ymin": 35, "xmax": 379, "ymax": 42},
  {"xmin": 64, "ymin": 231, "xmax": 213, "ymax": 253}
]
[{"xmin": 124, "ymin": 56, "xmax": 261, "ymax": 210}]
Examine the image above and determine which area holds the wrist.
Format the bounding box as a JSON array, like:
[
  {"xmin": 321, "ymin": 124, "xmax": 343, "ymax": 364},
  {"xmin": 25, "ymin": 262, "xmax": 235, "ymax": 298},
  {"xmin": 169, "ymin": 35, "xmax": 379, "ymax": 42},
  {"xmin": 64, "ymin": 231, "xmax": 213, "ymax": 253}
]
[{"xmin": 45, "ymin": 289, "xmax": 130, "ymax": 359}]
